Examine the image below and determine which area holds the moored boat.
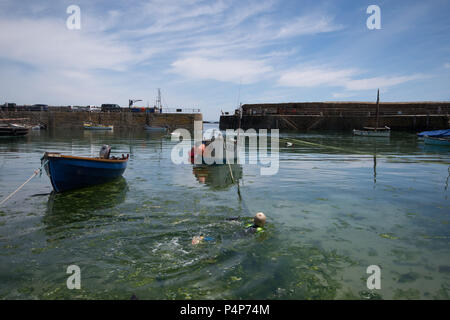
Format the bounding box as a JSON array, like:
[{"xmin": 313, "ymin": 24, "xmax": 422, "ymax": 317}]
[
  {"xmin": 189, "ymin": 129, "xmax": 238, "ymax": 165},
  {"xmin": 0, "ymin": 123, "xmax": 30, "ymax": 136},
  {"xmin": 83, "ymin": 122, "xmax": 113, "ymax": 130},
  {"xmin": 144, "ymin": 125, "xmax": 167, "ymax": 132},
  {"xmin": 353, "ymin": 89, "xmax": 391, "ymax": 137},
  {"xmin": 31, "ymin": 123, "xmax": 47, "ymax": 130},
  {"xmin": 353, "ymin": 126, "xmax": 391, "ymax": 137},
  {"xmin": 41, "ymin": 145, "xmax": 129, "ymax": 192},
  {"xmin": 417, "ymin": 129, "xmax": 450, "ymax": 138}
]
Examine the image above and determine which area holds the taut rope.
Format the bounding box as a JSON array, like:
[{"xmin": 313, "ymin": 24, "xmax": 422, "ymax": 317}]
[{"xmin": 0, "ymin": 160, "xmax": 48, "ymax": 206}]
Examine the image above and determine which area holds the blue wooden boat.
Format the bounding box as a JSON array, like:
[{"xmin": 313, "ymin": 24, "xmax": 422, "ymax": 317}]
[
  {"xmin": 41, "ymin": 146, "xmax": 129, "ymax": 192},
  {"xmin": 424, "ymin": 136, "xmax": 450, "ymax": 147}
]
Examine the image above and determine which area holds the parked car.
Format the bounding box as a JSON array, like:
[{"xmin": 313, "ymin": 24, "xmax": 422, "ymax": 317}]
[
  {"xmin": 88, "ymin": 105, "xmax": 101, "ymax": 112},
  {"xmin": 101, "ymin": 104, "xmax": 121, "ymax": 112},
  {"xmin": 71, "ymin": 105, "xmax": 90, "ymax": 112},
  {"xmin": 29, "ymin": 104, "xmax": 48, "ymax": 111},
  {"xmin": 2, "ymin": 102, "xmax": 16, "ymax": 110}
]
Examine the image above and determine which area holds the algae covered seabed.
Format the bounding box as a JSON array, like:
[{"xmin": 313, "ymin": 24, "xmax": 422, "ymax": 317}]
[{"xmin": 0, "ymin": 126, "xmax": 449, "ymax": 299}]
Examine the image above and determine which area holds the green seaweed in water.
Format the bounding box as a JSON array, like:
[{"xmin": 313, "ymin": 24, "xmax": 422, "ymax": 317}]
[
  {"xmin": 379, "ymin": 233, "xmax": 399, "ymax": 240},
  {"xmin": 358, "ymin": 290, "xmax": 383, "ymax": 300},
  {"xmin": 393, "ymin": 288, "xmax": 421, "ymax": 300},
  {"xmin": 397, "ymin": 272, "xmax": 420, "ymax": 283}
]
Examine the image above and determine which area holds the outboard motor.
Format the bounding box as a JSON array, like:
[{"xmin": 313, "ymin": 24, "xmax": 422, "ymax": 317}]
[{"xmin": 99, "ymin": 145, "xmax": 111, "ymax": 159}]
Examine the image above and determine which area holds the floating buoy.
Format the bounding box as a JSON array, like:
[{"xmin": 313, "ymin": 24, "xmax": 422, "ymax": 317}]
[{"xmin": 189, "ymin": 144, "xmax": 206, "ymax": 162}]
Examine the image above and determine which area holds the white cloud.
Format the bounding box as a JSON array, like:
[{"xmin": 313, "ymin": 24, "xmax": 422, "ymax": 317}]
[
  {"xmin": 278, "ymin": 66, "xmax": 425, "ymax": 91},
  {"xmin": 135, "ymin": 0, "xmax": 229, "ymax": 35},
  {"xmin": 0, "ymin": 0, "xmax": 441, "ymax": 121},
  {"xmin": 278, "ymin": 67, "xmax": 358, "ymax": 87},
  {"xmin": 277, "ymin": 15, "xmax": 343, "ymax": 38},
  {"xmin": 0, "ymin": 18, "xmax": 140, "ymax": 71},
  {"xmin": 119, "ymin": 3, "xmax": 339, "ymax": 65},
  {"xmin": 344, "ymin": 75, "xmax": 424, "ymax": 91},
  {"xmin": 170, "ymin": 57, "xmax": 273, "ymax": 83},
  {"xmin": 224, "ymin": 0, "xmax": 276, "ymax": 28},
  {"xmin": 332, "ymin": 92, "xmax": 357, "ymax": 99}
]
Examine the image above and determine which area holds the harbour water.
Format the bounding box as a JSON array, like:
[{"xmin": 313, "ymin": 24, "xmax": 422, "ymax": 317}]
[{"xmin": 0, "ymin": 124, "xmax": 449, "ymax": 299}]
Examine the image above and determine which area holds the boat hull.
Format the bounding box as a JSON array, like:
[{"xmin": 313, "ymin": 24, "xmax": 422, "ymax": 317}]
[
  {"xmin": 190, "ymin": 138, "xmax": 238, "ymax": 165},
  {"xmin": 353, "ymin": 129, "xmax": 390, "ymax": 137},
  {"xmin": 417, "ymin": 129, "xmax": 450, "ymax": 138},
  {"xmin": 83, "ymin": 122, "xmax": 113, "ymax": 130},
  {"xmin": 0, "ymin": 126, "xmax": 29, "ymax": 136},
  {"xmin": 144, "ymin": 125, "xmax": 167, "ymax": 132},
  {"xmin": 84, "ymin": 126, "xmax": 113, "ymax": 130},
  {"xmin": 43, "ymin": 154, "xmax": 128, "ymax": 192},
  {"xmin": 424, "ymin": 136, "xmax": 450, "ymax": 146}
]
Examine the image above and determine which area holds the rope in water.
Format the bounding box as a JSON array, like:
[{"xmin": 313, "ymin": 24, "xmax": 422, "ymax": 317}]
[
  {"xmin": 228, "ymin": 135, "xmax": 374, "ymax": 215},
  {"xmin": 279, "ymin": 137, "xmax": 371, "ymax": 155},
  {"xmin": 226, "ymin": 160, "xmax": 253, "ymax": 215},
  {"xmin": 227, "ymin": 161, "xmax": 240, "ymax": 199},
  {"xmin": 0, "ymin": 160, "xmax": 48, "ymax": 206}
]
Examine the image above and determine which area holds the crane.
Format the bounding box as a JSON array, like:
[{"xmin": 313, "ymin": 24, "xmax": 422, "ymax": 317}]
[{"xmin": 129, "ymin": 99, "xmax": 143, "ymax": 108}]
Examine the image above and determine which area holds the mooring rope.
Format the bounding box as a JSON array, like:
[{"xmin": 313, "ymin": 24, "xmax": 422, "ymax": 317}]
[
  {"xmin": 226, "ymin": 159, "xmax": 253, "ymax": 216},
  {"xmin": 227, "ymin": 161, "xmax": 242, "ymax": 200},
  {"xmin": 0, "ymin": 160, "xmax": 48, "ymax": 206},
  {"xmin": 279, "ymin": 137, "xmax": 370, "ymax": 155}
]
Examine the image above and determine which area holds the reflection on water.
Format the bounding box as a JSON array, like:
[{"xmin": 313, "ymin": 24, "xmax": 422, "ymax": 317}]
[
  {"xmin": 445, "ymin": 167, "xmax": 450, "ymax": 199},
  {"xmin": 373, "ymin": 154, "xmax": 377, "ymax": 186},
  {"xmin": 192, "ymin": 164, "xmax": 242, "ymax": 190},
  {"xmin": 0, "ymin": 126, "xmax": 449, "ymax": 300},
  {"xmin": 43, "ymin": 177, "xmax": 128, "ymax": 228}
]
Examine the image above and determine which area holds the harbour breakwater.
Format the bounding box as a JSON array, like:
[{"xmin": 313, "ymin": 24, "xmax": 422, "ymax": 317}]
[
  {"xmin": 219, "ymin": 102, "xmax": 450, "ymax": 132},
  {"xmin": 1, "ymin": 109, "xmax": 203, "ymax": 131}
]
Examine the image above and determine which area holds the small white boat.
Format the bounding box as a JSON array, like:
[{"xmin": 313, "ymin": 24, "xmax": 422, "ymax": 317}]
[
  {"xmin": 353, "ymin": 89, "xmax": 390, "ymax": 137},
  {"xmin": 189, "ymin": 129, "xmax": 238, "ymax": 165},
  {"xmin": 31, "ymin": 124, "xmax": 46, "ymax": 130},
  {"xmin": 144, "ymin": 125, "xmax": 167, "ymax": 132},
  {"xmin": 353, "ymin": 126, "xmax": 390, "ymax": 137}
]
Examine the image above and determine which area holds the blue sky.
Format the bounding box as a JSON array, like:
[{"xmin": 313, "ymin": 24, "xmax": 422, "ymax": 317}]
[{"xmin": 0, "ymin": 0, "xmax": 449, "ymax": 120}]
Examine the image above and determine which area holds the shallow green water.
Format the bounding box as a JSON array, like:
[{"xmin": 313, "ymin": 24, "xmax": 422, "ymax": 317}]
[{"xmin": 0, "ymin": 125, "xmax": 449, "ymax": 299}]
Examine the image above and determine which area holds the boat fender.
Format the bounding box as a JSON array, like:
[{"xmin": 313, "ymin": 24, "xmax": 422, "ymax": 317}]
[{"xmin": 189, "ymin": 144, "xmax": 205, "ymax": 158}]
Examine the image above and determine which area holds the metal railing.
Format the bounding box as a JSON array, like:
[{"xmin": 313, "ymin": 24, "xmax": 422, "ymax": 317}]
[
  {"xmin": 1, "ymin": 106, "xmax": 202, "ymax": 114},
  {"xmin": 161, "ymin": 108, "xmax": 201, "ymax": 114},
  {"xmin": 239, "ymin": 109, "xmax": 450, "ymax": 117}
]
